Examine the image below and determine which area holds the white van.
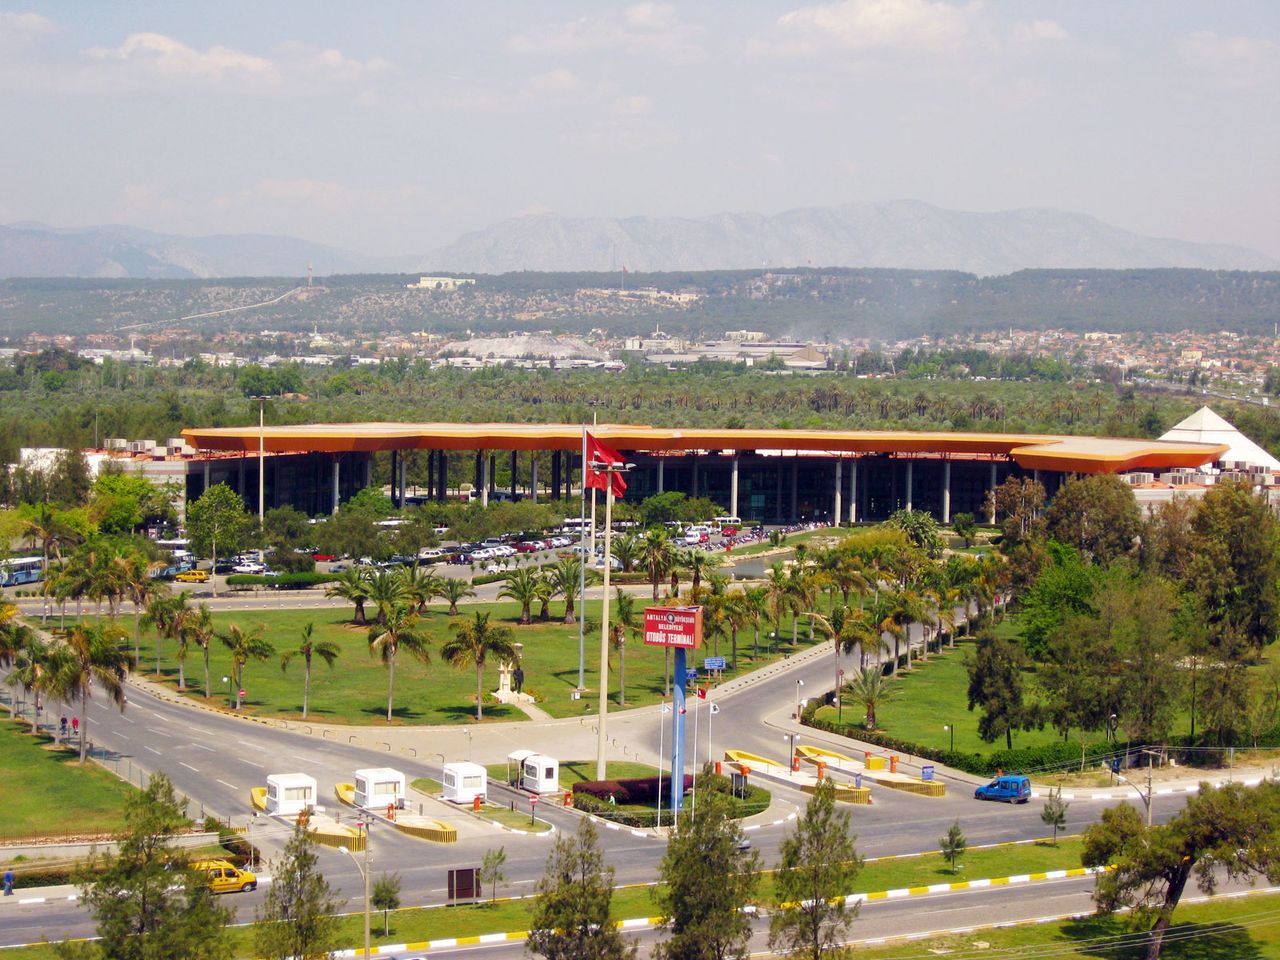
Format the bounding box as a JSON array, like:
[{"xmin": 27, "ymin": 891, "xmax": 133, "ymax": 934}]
[{"xmin": 712, "ymin": 516, "xmax": 742, "ymax": 530}]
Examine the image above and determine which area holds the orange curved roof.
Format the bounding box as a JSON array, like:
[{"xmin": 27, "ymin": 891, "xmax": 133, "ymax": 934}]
[{"xmin": 181, "ymin": 422, "xmax": 1229, "ymax": 475}]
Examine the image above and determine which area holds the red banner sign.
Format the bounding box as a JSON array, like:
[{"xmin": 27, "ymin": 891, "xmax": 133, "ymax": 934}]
[{"xmin": 643, "ymin": 606, "xmax": 703, "ymax": 649}]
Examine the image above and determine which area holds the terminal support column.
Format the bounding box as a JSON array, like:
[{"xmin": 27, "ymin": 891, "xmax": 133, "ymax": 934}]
[
  {"xmin": 988, "ymin": 461, "xmax": 998, "ymax": 522},
  {"xmin": 480, "ymin": 451, "xmax": 490, "ymax": 508},
  {"xmin": 729, "ymin": 456, "xmax": 739, "ymax": 520},
  {"xmin": 510, "ymin": 451, "xmax": 518, "ymax": 499},
  {"xmin": 849, "ymin": 458, "xmax": 858, "ymax": 524},
  {"xmin": 657, "ymin": 458, "xmax": 665, "ymax": 493},
  {"xmin": 530, "ymin": 456, "xmax": 538, "ymax": 502},
  {"xmin": 905, "ymin": 460, "xmax": 914, "ymax": 513},
  {"xmin": 942, "ymin": 460, "xmax": 951, "ymax": 524},
  {"xmin": 833, "ymin": 458, "xmax": 842, "ymax": 526},
  {"xmin": 398, "ymin": 451, "xmax": 406, "ymax": 508},
  {"xmin": 437, "ymin": 452, "xmax": 447, "ymax": 502},
  {"xmin": 331, "ymin": 456, "xmax": 341, "ymax": 515}
]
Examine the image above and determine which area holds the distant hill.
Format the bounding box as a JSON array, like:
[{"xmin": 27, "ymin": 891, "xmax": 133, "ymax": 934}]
[
  {"xmin": 424, "ymin": 200, "xmax": 1277, "ymax": 276},
  {"xmin": 0, "ymin": 222, "xmax": 375, "ymax": 279}
]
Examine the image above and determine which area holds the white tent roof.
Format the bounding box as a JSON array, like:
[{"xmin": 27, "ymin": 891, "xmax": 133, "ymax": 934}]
[{"xmin": 1160, "ymin": 407, "xmax": 1280, "ymax": 471}]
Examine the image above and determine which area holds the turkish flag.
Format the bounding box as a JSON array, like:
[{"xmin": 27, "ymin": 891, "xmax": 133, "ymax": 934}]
[
  {"xmin": 585, "ymin": 432, "xmax": 627, "ymax": 498},
  {"xmin": 697, "ymin": 687, "xmax": 707, "ymax": 700}
]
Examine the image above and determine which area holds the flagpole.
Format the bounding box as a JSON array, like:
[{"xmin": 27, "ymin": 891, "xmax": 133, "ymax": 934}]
[
  {"xmin": 707, "ymin": 698, "xmax": 714, "ymax": 772},
  {"xmin": 691, "ymin": 691, "xmax": 700, "ymax": 811},
  {"xmin": 657, "ymin": 702, "xmax": 666, "ymax": 829},
  {"xmin": 595, "ymin": 473, "xmax": 615, "ymax": 781},
  {"xmin": 577, "ymin": 425, "xmax": 587, "ymax": 691}
]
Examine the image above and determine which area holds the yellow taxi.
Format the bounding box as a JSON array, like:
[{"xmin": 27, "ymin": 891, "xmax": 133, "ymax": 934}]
[
  {"xmin": 193, "ymin": 858, "xmax": 257, "ymax": 893},
  {"xmin": 175, "ymin": 569, "xmax": 211, "ymax": 583}
]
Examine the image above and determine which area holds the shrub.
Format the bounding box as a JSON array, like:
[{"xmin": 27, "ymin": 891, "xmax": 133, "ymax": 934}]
[
  {"xmin": 224, "ymin": 572, "xmax": 336, "ymax": 589},
  {"xmin": 573, "ymin": 775, "xmax": 692, "ymax": 805}
]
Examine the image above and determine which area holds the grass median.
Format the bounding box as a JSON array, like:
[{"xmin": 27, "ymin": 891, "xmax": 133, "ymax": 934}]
[{"xmin": 118, "ymin": 599, "xmax": 823, "ymax": 726}]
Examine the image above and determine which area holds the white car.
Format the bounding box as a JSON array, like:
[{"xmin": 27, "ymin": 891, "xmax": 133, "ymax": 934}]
[{"xmin": 232, "ymin": 562, "xmax": 265, "ymax": 574}]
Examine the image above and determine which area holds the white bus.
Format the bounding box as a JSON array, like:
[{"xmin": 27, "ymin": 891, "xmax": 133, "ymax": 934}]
[
  {"xmin": 0, "ymin": 556, "xmax": 44, "ymax": 587},
  {"xmin": 560, "ymin": 517, "xmax": 590, "ymax": 536},
  {"xmin": 712, "ymin": 516, "xmax": 743, "ymax": 530}
]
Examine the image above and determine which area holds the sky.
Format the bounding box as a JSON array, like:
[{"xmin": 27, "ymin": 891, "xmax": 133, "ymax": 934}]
[{"xmin": 0, "ymin": 1, "xmax": 1277, "ymax": 259}]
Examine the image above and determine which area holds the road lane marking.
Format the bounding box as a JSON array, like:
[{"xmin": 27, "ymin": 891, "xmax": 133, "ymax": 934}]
[
  {"xmin": 240, "ymin": 759, "xmax": 264, "ymax": 768},
  {"xmin": 115, "ymin": 733, "xmax": 130, "ymax": 740},
  {"xmin": 179, "ymin": 762, "xmax": 199, "ymax": 772},
  {"xmin": 188, "ymin": 742, "xmax": 216, "ymax": 752},
  {"xmin": 145, "ymin": 746, "xmax": 162, "ymax": 755},
  {"xmin": 216, "ymin": 779, "xmax": 239, "ymax": 790}
]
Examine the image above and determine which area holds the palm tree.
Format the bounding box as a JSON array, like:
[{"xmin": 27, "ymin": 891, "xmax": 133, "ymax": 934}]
[
  {"xmin": 764, "ymin": 563, "xmax": 790, "ymax": 653},
  {"xmin": 741, "ymin": 585, "xmax": 770, "ymax": 662},
  {"xmin": 115, "ymin": 551, "xmax": 167, "ymax": 667},
  {"xmin": 638, "ymin": 528, "xmax": 676, "ymax": 601},
  {"xmin": 218, "ymin": 623, "xmax": 274, "ymax": 710},
  {"xmin": 397, "ymin": 564, "xmax": 441, "ymax": 614},
  {"xmin": 22, "ymin": 504, "xmax": 73, "ymax": 603},
  {"xmin": 48, "ymin": 621, "xmax": 131, "ymax": 762},
  {"xmin": 874, "ymin": 588, "xmax": 926, "ymax": 674},
  {"xmin": 4, "ymin": 626, "xmax": 47, "ymax": 727},
  {"xmin": 280, "ymin": 622, "xmax": 340, "ymax": 719},
  {"xmin": 499, "ymin": 567, "xmax": 542, "ymax": 625},
  {"xmin": 44, "ymin": 561, "xmax": 76, "ymax": 630},
  {"xmin": 612, "ymin": 533, "xmax": 641, "ymax": 574},
  {"xmin": 546, "ymin": 557, "xmax": 587, "ymax": 624},
  {"xmin": 186, "ymin": 603, "xmax": 217, "ymax": 697},
  {"xmin": 610, "ymin": 588, "xmax": 642, "ymax": 705},
  {"xmin": 679, "ymin": 549, "xmax": 723, "ymax": 599},
  {"xmin": 533, "ymin": 575, "xmax": 555, "ymax": 622},
  {"xmin": 438, "ymin": 577, "xmax": 477, "ymax": 616},
  {"xmin": 326, "ymin": 568, "xmax": 371, "ymax": 624},
  {"xmin": 843, "ymin": 666, "xmax": 897, "ymax": 730},
  {"xmin": 442, "ymin": 611, "xmax": 516, "ymax": 721},
  {"xmin": 368, "ymin": 604, "xmax": 432, "ymax": 722},
  {"xmin": 367, "ymin": 569, "xmax": 409, "ymax": 625},
  {"xmin": 141, "ymin": 591, "xmax": 186, "ymax": 678}
]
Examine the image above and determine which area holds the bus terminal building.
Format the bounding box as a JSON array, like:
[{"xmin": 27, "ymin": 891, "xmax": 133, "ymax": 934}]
[{"xmin": 172, "ymin": 412, "xmax": 1259, "ymax": 523}]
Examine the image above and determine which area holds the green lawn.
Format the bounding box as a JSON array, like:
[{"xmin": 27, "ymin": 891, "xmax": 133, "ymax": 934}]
[
  {"xmin": 816, "ymin": 638, "xmax": 1070, "ymax": 756},
  {"xmin": 120, "ymin": 599, "xmax": 825, "ymax": 727},
  {"xmin": 0, "ymin": 718, "xmax": 135, "ymax": 840},
  {"xmin": 483, "ymin": 760, "xmax": 658, "ymax": 787}
]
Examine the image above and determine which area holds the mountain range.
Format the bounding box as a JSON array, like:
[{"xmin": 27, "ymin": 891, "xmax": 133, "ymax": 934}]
[{"xmin": 1, "ymin": 201, "xmax": 1275, "ymax": 279}]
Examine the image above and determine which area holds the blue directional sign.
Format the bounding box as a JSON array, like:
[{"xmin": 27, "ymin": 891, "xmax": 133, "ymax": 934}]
[
  {"xmin": 703, "ymin": 656, "xmax": 727, "ymax": 670},
  {"xmin": 683, "ymin": 667, "xmax": 699, "ymax": 685}
]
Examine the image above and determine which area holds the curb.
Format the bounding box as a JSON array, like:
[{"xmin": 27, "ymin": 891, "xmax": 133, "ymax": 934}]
[{"xmin": 1031, "ymin": 774, "xmax": 1271, "ymax": 801}]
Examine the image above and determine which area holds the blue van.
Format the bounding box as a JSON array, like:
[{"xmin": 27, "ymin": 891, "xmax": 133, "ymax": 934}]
[{"xmin": 974, "ymin": 775, "xmax": 1031, "ymax": 803}]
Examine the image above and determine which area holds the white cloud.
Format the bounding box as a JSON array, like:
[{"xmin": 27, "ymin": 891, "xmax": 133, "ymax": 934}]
[
  {"xmin": 610, "ymin": 94, "xmax": 653, "ymax": 116},
  {"xmin": 750, "ymin": 0, "xmax": 975, "ymax": 58},
  {"xmin": 508, "ymin": 4, "xmax": 704, "ymax": 64},
  {"xmin": 1177, "ymin": 31, "xmax": 1279, "ymax": 88},
  {"xmin": 0, "ymin": 11, "xmax": 57, "ymax": 41},
  {"xmin": 88, "ymin": 32, "xmax": 277, "ymax": 82},
  {"xmin": 1013, "ymin": 20, "xmax": 1067, "ymax": 43},
  {"xmin": 523, "ymin": 68, "xmax": 581, "ymax": 97}
]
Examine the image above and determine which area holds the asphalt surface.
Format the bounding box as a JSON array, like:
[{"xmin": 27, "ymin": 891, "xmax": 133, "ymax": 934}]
[{"xmin": 1, "ymin": 585, "xmax": 1180, "ymax": 956}]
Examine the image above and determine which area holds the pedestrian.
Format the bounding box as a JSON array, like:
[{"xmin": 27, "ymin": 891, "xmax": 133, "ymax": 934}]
[
  {"xmin": 59, "ymin": 716, "xmax": 68, "ymax": 738},
  {"xmin": 3, "ymin": 868, "xmax": 13, "ymax": 896},
  {"xmin": 71, "ymin": 716, "xmax": 79, "ymax": 736},
  {"xmin": 513, "ymin": 666, "xmax": 524, "ymax": 694}
]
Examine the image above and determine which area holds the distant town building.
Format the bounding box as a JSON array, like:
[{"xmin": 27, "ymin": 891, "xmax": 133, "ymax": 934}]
[{"xmin": 406, "ymin": 276, "xmax": 476, "ymax": 292}]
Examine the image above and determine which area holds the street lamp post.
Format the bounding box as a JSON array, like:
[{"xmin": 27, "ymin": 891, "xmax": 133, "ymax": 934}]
[
  {"xmin": 1112, "ymin": 749, "xmax": 1162, "ymax": 827},
  {"xmin": 944, "ymin": 723, "xmax": 954, "ymax": 753},
  {"xmin": 338, "ymin": 819, "xmax": 371, "ymax": 959},
  {"xmin": 794, "ymin": 678, "xmax": 805, "ymax": 719},
  {"xmin": 784, "ymin": 732, "xmax": 798, "ymax": 771},
  {"xmin": 222, "ymin": 675, "xmax": 231, "ymax": 709},
  {"xmin": 462, "ymin": 727, "xmax": 472, "ymax": 762}
]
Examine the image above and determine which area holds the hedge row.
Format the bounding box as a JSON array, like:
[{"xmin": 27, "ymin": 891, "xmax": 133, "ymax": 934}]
[
  {"xmin": 224, "ymin": 572, "xmax": 337, "ymax": 589},
  {"xmin": 572, "ymin": 792, "xmax": 668, "ymax": 828},
  {"xmin": 801, "ymin": 703, "xmax": 1280, "ymax": 776},
  {"xmin": 573, "ymin": 775, "xmax": 692, "ymax": 805}
]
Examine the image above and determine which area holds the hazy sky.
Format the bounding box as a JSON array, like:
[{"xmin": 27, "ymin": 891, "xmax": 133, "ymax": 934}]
[{"xmin": 1, "ymin": 1, "xmax": 1277, "ymax": 258}]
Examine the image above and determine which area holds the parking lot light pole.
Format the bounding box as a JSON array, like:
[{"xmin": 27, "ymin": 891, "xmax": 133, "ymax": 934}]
[{"xmin": 944, "ymin": 724, "xmax": 954, "ymax": 752}]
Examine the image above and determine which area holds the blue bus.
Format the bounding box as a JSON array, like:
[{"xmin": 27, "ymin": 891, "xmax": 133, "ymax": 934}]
[{"xmin": 0, "ymin": 556, "xmax": 45, "ymax": 587}]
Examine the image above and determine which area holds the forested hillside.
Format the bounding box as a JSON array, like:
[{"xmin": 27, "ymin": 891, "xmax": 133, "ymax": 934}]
[{"xmin": 2, "ymin": 268, "xmax": 1279, "ymax": 340}]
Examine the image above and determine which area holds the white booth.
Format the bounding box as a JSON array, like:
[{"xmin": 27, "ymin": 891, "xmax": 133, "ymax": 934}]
[
  {"xmin": 508, "ymin": 749, "xmax": 559, "ymax": 794},
  {"xmin": 354, "ymin": 767, "xmax": 406, "ymax": 810},
  {"xmin": 441, "ymin": 762, "xmax": 488, "ymax": 804},
  {"xmin": 265, "ymin": 773, "xmax": 318, "ymax": 817}
]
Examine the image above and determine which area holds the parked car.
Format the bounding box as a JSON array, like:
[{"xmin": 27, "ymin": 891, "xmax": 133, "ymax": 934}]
[
  {"xmin": 311, "ymin": 552, "xmax": 337, "ymax": 562},
  {"xmin": 175, "ymin": 569, "xmax": 210, "ymax": 583},
  {"xmin": 232, "ymin": 562, "xmax": 265, "ymax": 575},
  {"xmin": 974, "ymin": 775, "xmax": 1031, "ymax": 803}
]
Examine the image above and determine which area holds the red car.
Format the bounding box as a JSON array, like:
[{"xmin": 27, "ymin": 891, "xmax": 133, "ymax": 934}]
[
  {"xmin": 721, "ymin": 526, "xmax": 739, "ymax": 537},
  {"xmin": 312, "ymin": 552, "xmax": 337, "ymax": 562}
]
